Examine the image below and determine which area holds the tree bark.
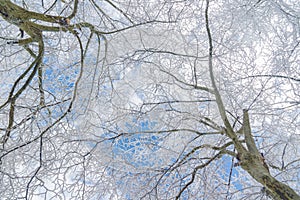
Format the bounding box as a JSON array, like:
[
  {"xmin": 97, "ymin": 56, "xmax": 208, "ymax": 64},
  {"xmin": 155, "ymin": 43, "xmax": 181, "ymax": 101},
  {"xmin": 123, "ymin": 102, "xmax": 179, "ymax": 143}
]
[{"xmin": 239, "ymin": 152, "xmax": 300, "ymax": 200}]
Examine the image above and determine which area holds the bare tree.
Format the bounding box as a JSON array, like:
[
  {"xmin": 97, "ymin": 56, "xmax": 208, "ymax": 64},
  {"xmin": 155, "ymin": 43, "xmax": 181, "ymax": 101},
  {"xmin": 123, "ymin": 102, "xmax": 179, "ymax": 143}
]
[{"xmin": 0, "ymin": 0, "xmax": 299, "ymax": 199}]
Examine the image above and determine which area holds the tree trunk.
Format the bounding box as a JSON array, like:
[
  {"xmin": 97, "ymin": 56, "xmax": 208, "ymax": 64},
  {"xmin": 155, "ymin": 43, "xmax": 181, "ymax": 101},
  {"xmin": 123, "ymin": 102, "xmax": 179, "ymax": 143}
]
[{"xmin": 240, "ymin": 152, "xmax": 300, "ymax": 200}]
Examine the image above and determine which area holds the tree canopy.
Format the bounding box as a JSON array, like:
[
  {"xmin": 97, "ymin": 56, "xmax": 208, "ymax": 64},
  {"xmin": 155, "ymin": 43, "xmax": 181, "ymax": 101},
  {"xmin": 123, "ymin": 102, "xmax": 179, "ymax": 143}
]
[{"xmin": 0, "ymin": 0, "xmax": 299, "ymax": 199}]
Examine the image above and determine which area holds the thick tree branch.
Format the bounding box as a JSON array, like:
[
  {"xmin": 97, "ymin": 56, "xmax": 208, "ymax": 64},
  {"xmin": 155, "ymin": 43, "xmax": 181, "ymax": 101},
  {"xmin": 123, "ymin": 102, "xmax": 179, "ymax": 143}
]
[
  {"xmin": 1, "ymin": 38, "xmax": 44, "ymax": 145},
  {"xmin": 243, "ymin": 109, "xmax": 260, "ymax": 155},
  {"xmin": 205, "ymin": 0, "xmax": 245, "ymax": 153}
]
